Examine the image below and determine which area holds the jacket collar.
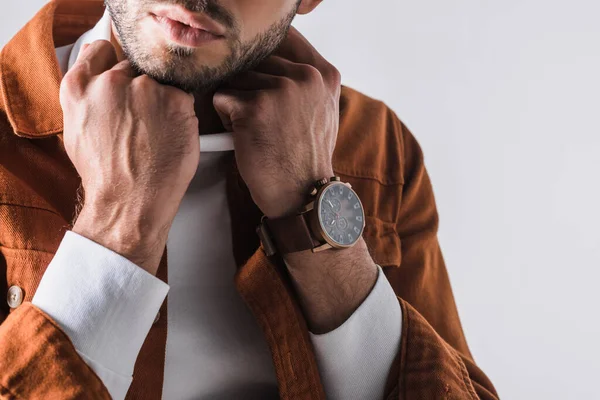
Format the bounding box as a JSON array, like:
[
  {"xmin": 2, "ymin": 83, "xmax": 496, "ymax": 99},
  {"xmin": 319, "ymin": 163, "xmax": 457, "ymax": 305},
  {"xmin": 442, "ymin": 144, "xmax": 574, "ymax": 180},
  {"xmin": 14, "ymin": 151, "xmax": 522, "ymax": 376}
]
[
  {"xmin": 0, "ymin": 0, "xmax": 105, "ymax": 138},
  {"xmin": 1, "ymin": 2, "xmax": 236, "ymax": 152}
]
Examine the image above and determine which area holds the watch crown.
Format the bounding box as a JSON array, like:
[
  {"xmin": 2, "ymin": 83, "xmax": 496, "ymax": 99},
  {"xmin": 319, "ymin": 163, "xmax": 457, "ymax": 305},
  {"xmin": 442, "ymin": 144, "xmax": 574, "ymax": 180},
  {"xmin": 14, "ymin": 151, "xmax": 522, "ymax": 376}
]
[{"xmin": 315, "ymin": 178, "xmax": 328, "ymax": 188}]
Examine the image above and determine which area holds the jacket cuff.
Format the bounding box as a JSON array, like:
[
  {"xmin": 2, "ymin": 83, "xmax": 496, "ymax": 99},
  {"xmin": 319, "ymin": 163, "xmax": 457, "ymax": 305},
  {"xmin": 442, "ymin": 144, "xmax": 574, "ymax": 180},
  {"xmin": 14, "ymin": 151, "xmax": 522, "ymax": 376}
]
[
  {"xmin": 391, "ymin": 299, "xmax": 482, "ymax": 400},
  {"xmin": 32, "ymin": 230, "xmax": 169, "ymax": 379},
  {"xmin": 309, "ymin": 265, "xmax": 402, "ymax": 400},
  {"xmin": 0, "ymin": 302, "xmax": 111, "ymax": 399}
]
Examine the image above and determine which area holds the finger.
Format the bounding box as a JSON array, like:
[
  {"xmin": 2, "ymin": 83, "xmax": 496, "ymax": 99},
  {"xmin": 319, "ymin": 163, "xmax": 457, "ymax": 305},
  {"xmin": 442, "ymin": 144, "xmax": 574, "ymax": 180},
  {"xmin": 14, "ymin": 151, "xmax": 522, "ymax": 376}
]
[
  {"xmin": 252, "ymin": 56, "xmax": 290, "ymax": 77},
  {"xmin": 213, "ymin": 89, "xmax": 254, "ymax": 131},
  {"xmin": 161, "ymin": 83, "xmax": 196, "ymax": 104},
  {"xmin": 247, "ymin": 50, "xmax": 341, "ymax": 101},
  {"xmin": 273, "ymin": 26, "xmax": 322, "ymax": 67},
  {"xmin": 223, "ymin": 71, "xmax": 283, "ymax": 91},
  {"xmin": 137, "ymin": 73, "xmax": 196, "ymax": 102},
  {"xmin": 76, "ymin": 43, "xmax": 91, "ymax": 62},
  {"xmin": 273, "ymin": 27, "xmax": 338, "ymax": 83},
  {"xmin": 213, "ymin": 89, "xmax": 238, "ymax": 131},
  {"xmin": 109, "ymin": 60, "xmax": 138, "ymax": 77},
  {"xmin": 72, "ymin": 40, "xmax": 119, "ymax": 79},
  {"xmin": 254, "ymin": 56, "xmax": 307, "ymax": 78},
  {"xmin": 253, "ymin": 56, "xmax": 334, "ymax": 88}
]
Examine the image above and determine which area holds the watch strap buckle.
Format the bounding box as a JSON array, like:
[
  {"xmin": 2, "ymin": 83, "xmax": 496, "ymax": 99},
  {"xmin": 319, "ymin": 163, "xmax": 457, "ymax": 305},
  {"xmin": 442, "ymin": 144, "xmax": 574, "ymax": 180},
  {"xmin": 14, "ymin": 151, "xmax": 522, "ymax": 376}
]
[{"xmin": 256, "ymin": 218, "xmax": 278, "ymax": 257}]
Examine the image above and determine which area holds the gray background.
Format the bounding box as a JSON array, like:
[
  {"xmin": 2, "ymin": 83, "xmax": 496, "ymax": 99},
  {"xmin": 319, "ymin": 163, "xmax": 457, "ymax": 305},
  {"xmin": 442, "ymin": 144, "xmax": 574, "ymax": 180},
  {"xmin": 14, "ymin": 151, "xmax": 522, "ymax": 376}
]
[{"xmin": 3, "ymin": 1, "xmax": 599, "ymax": 399}]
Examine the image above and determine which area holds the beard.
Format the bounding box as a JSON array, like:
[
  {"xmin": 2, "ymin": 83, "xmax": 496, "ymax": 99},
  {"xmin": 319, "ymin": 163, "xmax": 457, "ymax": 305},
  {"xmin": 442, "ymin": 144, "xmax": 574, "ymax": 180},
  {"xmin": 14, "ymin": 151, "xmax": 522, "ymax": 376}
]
[{"xmin": 104, "ymin": 0, "xmax": 299, "ymax": 93}]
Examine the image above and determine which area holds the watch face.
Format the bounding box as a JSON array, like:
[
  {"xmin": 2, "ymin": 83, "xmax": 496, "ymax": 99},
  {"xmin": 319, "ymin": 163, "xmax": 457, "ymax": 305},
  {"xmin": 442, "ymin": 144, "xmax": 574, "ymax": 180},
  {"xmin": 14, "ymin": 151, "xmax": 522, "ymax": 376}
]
[{"xmin": 317, "ymin": 182, "xmax": 365, "ymax": 246}]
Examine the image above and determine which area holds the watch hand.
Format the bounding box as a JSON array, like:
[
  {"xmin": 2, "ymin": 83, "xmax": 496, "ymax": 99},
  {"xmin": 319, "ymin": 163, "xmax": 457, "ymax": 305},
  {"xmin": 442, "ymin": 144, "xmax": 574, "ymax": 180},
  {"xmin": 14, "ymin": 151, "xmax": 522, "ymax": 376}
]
[{"xmin": 327, "ymin": 200, "xmax": 335, "ymax": 208}]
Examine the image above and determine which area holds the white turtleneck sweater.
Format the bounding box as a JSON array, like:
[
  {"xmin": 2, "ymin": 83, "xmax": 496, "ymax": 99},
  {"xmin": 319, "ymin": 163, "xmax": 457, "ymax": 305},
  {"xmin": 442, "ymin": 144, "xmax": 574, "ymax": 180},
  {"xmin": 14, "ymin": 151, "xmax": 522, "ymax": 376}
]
[{"xmin": 31, "ymin": 10, "xmax": 402, "ymax": 400}]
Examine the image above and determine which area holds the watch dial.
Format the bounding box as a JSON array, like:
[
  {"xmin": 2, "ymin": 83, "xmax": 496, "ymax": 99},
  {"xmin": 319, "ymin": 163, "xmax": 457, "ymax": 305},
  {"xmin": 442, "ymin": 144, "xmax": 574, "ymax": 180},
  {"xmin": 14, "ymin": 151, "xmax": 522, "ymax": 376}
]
[{"xmin": 318, "ymin": 182, "xmax": 365, "ymax": 246}]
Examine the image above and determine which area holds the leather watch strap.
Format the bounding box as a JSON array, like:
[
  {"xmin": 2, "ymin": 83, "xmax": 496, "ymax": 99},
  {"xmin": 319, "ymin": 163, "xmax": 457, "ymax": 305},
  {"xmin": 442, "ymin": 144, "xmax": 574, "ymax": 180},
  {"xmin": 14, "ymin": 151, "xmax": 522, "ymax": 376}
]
[{"xmin": 263, "ymin": 213, "xmax": 319, "ymax": 255}]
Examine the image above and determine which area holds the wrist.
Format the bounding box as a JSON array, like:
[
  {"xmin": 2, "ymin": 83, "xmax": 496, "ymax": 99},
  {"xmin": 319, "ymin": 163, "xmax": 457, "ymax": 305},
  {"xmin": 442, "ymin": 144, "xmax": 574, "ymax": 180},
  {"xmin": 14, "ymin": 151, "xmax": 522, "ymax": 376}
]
[
  {"xmin": 284, "ymin": 238, "xmax": 378, "ymax": 333},
  {"xmin": 284, "ymin": 236, "xmax": 373, "ymax": 273},
  {"xmin": 261, "ymin": 167, "xmax": 335, "ymax": 219},
  {"xmin": 72, "ymin": 205, "xmax": 169, "ymax": 275}
]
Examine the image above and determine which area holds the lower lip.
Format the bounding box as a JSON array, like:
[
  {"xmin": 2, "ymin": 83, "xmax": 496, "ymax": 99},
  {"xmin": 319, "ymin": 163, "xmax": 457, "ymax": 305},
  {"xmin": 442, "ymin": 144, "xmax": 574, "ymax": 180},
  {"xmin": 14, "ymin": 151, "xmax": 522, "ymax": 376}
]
[{"xmin": 151, "ymin": 15, "xmax": 223, "ymax": 47}]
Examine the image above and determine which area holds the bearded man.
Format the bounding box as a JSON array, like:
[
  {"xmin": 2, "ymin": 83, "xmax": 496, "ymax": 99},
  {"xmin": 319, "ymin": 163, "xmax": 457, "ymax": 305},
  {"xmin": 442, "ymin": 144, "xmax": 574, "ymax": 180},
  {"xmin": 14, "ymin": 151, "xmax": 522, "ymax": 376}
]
[{"xmin": 0, "ymin": 0, "xmax": 498, "ymax": 399}]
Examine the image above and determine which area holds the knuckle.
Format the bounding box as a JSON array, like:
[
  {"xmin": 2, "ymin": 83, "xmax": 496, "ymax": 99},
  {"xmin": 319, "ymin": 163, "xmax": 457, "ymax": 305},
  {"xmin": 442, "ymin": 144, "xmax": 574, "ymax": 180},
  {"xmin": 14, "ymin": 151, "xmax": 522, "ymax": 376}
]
[
  {"xmin": 100, "ymin": 70, "xmax": 129, "ymax": 85},
  {"xmin": 166, "ymin": 87, "xmax": 195, "ymax": 107},
  {"xmin": 325, "ymin": 63, "xmax": 342, "ymax": 86},
  {"xmin": 88, "ymin": 39, "xmax": 112, "ymax": 51},
  {"xmin": 59, "ymin": 72, "xmax": 85, "ymax": 100},
  {"xmin": 254, "ymin": 90, "xmax": 271, "ymax": 107},
  {"xmin": 300, "ymin": 65, "xmax": 323, "ymax": 83},
  {"xmin": 131, "ymin": 75, "xmax": 158, "ymax": 95},
  {"xmin": 186, "ymin": 114, "xmax": 199, "ymax": 130},
  {"xmin": 276, "ymin": 76, "xmax": 295, "ymax": 90},
  {"xmin": 68, "ymin": 62, "xmax": 89, "ymax": 79},
  {"xmin": 75, "ymin": 58, "xmax": 94, "ymax": 73},
  {"xmin": 87, "ymin": 40, "xmax": 116, "ymax": 57},
  {"xmin": 133, "ymin": 74, "xmax": 155, "ymax": 88}
]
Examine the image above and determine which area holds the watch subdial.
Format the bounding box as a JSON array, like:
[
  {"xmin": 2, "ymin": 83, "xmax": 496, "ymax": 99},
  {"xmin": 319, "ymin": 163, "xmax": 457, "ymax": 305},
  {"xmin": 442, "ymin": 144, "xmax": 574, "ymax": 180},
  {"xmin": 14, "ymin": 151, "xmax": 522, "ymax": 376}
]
[
  {"xmin": 336, "ymin": 217, "xmax": 348, "ymax": 231},
  {"xmin": 324, "ymin": 198, "xmax": 341, "ymax": 213},
  {"xmin": 321, "ymin": 211, "xmax": 336, "ymax": 228}
]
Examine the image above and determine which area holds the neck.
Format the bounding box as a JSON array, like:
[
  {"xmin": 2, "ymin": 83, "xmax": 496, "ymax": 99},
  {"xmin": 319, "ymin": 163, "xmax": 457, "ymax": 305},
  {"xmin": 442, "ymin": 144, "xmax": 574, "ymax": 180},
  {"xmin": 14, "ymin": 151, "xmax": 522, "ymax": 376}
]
[{"xmin": 109, "ymin": 22, "xmax": 226, "ymax": 135}]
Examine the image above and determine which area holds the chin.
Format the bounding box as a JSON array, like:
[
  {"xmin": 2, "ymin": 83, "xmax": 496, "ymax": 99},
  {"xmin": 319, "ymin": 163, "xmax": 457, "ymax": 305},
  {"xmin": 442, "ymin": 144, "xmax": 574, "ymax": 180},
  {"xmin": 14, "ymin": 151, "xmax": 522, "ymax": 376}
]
[{"xmin": 128, "ymin": 51, "xmax": 226, "ymax": 93}]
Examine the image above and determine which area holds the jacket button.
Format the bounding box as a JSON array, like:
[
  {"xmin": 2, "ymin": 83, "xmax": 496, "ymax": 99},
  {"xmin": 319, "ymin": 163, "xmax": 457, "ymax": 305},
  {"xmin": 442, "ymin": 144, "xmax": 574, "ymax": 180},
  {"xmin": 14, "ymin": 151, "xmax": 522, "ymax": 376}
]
[
  {"xmin": 7, "ymin": 286, "xmax": 24, "ymax": 309},
  {"xmin": 153, "ymin": 311, "xmax": 160, "ymax": 325}
]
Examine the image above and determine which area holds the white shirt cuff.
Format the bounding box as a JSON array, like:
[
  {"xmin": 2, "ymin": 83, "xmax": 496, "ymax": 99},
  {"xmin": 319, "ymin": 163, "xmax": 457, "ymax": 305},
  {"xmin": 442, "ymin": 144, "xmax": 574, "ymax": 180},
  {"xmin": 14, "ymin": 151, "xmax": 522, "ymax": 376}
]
[
  {"xmin": 32, "ymin": 230, "xmax": 170, "ymax": 399},
  {"xmin": 76, "ymin": 350, "xmax": 132, "ymax": 400},
  {"xmin": 309, "ymin": 265, "xmax": 402, "ymax": 400}
]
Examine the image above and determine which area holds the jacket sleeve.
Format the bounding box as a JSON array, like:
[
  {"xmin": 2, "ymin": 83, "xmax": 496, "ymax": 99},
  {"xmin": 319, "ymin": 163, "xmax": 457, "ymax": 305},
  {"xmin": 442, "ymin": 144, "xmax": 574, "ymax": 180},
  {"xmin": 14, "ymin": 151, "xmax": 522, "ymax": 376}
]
[
  {"xmin": 0, "ymin": 254, "xmax": 112, "ymax": 400},
  {"xmin": 382, "ymin": 122, "xmax": 499, "ymax": 399},
  {"xmin": 31, "ymin": 230, "xmax": 169, "ymax": 400}
]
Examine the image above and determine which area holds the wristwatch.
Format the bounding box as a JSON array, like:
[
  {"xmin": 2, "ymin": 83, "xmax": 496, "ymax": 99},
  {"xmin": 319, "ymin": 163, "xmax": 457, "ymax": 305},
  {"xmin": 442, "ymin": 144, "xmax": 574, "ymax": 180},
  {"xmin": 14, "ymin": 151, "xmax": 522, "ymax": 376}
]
[{"xmin": 256, "ymin": 176, "xmax": 366, "ymax": 256}]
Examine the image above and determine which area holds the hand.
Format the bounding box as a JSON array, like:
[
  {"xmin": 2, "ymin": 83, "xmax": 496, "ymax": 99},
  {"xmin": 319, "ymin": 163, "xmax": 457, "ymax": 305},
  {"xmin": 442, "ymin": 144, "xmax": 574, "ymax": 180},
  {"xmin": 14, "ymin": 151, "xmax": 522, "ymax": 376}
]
[
  {"xmin": 213, "ymin": 27, "xmax": 341, "ymax": 218},
  {"xmin": 214, "ymin": 28, "xmax": 377, "ymax": 333},
  {"xmin": 60, "ymin": 40, "xmax": 200, "ymax": 275}
]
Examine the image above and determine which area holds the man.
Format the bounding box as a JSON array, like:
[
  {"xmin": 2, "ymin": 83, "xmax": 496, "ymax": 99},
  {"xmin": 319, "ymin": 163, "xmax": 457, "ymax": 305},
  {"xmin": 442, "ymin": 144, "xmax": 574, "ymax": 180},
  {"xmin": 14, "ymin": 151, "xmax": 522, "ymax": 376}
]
[{"xmin": 0, "ymin": 0, "xmax": 498, "ymax": 399}]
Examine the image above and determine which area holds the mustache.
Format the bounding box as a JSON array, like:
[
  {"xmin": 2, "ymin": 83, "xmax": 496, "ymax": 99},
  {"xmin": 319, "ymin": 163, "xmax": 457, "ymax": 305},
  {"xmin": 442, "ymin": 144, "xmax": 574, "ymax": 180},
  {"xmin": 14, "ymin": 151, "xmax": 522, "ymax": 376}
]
[{"xmin": 158, "ymin": 0, "xmax": 236, "ymax": 30}]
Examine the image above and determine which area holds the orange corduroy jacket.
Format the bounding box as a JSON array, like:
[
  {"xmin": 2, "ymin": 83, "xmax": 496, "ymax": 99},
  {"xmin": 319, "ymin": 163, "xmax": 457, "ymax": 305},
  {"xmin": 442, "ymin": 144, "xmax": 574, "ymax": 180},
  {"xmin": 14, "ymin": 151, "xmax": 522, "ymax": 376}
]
[{"xmin": 0, "ymin": 1, "xmax": 499, "ymax": 399}]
